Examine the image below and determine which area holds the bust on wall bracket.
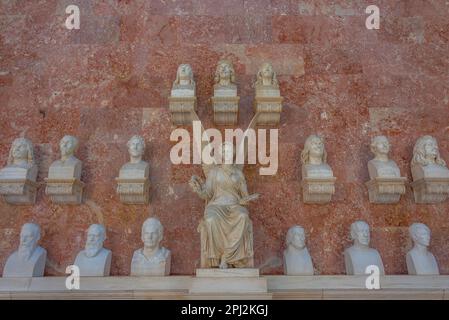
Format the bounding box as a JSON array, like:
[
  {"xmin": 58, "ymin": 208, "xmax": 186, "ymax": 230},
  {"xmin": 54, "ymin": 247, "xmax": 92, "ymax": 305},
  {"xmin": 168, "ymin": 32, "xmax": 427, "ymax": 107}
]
[
  {"xmin": 168, "ymin": 64, "xmax": 197, "ymax": 126},
  {"xmin": 365, "ymin": 136, "xmax": 407, "ymax": 204},
  {"xmin": 0, "ymin": 138, "xmax": 38, "ymax": 205},
  {"xmin": 116, "ymin": 135, "xmax": 150, "ymax": 204},
  {"xmin": 300, "ymin": 135, "xmax": 336, "ymax": 204},
  {"xmin": 45, "ymin": 135, "xmax": 84, "ymax": 204},
  {"xmin": 253, "ymin": 62, "xmax": 283, "ymax": 126},
  {"xmin": 410, "ymin": 135, "xmax": 449, "ymax": 203},
  {"xmin": 212, "ymin": 60, "xmax": 240, "ymax": 125}
]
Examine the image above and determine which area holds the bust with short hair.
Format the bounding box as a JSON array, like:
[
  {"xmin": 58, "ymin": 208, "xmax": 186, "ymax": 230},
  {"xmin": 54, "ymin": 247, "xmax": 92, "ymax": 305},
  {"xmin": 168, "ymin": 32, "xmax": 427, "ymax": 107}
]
[
  {"xmin": 406, "ymin": 223, "xmax": 439, "ymax": 275},
  {"xmin": 45, "ymin": 135, "xmax": 84, "ymax": 204},
  {"xmin": 368, "ymin": 136, "xmax": 401, "ymax": 178},
  {"xmin": 344, "ymin": 220, "xmax": 385, "ymax": 275},
  {"xmin": 3, "ymin": 223, "xmax": 47, "ymax": 277},
  {"xmin": 130, "ymin": 217, "xmax": 171, "ymax": 276},
  {"xmin": 74, "ymin": 224, "xmax": 112, "ymax": 276},
  {"xmin": 283, "ymin": 226, "xmax": 314, "ymax": 275}
]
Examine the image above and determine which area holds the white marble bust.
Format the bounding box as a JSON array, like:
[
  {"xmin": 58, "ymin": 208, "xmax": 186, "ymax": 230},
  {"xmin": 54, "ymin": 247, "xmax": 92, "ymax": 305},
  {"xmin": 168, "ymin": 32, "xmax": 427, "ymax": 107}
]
[
  {"xmin": 48, "ymin": 135, "xmax": 82, "ymax": 180},
  {"xmin": 406, "ymin": 223, "xmax": 439, "ymax": 275},
  {"xmin": 171, "ymin": 64, "xmax": 195, "ymax": 97},
  {"xmin": 301, "ymin": 135, "xmax": 334, "ymax": 178},
  {"xmin": 254, "ymin": 62, "xmax": 280, "ymax": 97},
  {"xmin": 74, "ymin": 224, "xmax": 112, "ymax": 277},
  {"xmin": 344, "ymin": 220, "xmax": 385, "ymax": 275},
  {"xmin": 214, "ymin": 59, "xmax": 237, "ymax": 96},
  {"xmin": 411, "ymin": 135, "xmax": 449, "ymax": 180},
  {"xmin": 283, "ymin": 226, "xmax": 314, "ymax": 275},
  {"xmin": 368, "ymin": 136, "xmax": 401, "ymax": 179},
  {"xmin": 119, "ymin": 135, "xmax": 149, "ymax": 179},
  {"xmin": 0, "ymin": 138, "xmax": 38, "ymax": 181},
  {"xmin": 131, "ymin": 217, "xmax": 171, "ymax": 276},
  {"xmin": 3, "ymin": 223, "xmax": 47, "ymax": 277}
]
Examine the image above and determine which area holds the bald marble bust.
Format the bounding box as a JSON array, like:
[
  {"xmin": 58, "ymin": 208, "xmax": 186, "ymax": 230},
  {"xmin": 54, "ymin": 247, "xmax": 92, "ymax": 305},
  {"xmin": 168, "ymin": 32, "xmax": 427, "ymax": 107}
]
[
  {"xmin": 74, "ymin": 224, "xmax": 112, "ymax": 276},
  {"xmin": 344, "ymin": 221, "xmax": 385, "ymax": 275},
  {"xmin": 406, "ymin": 223, "xmax": 439, "ymax": 275},
  {"xmin": 131, "ymin": 217, "xmax": 171, "ymax": 276},
  {"xmin": 3, "ymin": 223, "xmax": 47, "ymax": 277},
  {"xmin": 283, "ymin": 226, "xmax": 314, "ymax": 275}
]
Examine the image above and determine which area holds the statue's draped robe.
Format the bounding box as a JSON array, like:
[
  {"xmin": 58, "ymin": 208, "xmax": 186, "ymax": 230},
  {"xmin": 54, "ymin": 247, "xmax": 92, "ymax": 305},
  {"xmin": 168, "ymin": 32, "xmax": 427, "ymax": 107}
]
[{"xmin": 198, "ymin": 166, "xmax": 254, "ymax": 268}]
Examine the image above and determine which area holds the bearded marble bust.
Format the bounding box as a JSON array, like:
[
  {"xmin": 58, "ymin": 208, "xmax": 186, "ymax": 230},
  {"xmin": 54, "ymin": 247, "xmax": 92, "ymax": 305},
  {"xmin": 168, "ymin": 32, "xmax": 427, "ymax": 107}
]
[
  {"xmin": 0, "ymin": 138, "xmax": 38, "ymax": 181},
  {"xmin": 74, "ymin": 224, "xmax": 112, "ymax": 277},
  {"xmin": 406, "ymin": 223, "xmax": 439, "ymax": 275},
  {"xmin": 48, "ymin": 135, "xmax": 82, "ymax": 180},
  {"xmin": 411, "ymin": 135, "xmax": 449, "ymax": 180},
  {"xmin": 131, "ymin": 217, "xmax": 171, "ymax": 276},
  {"xmin": 171, "ymin": 64, "xmax": 195, "ymax": 97},
  {"xmin": 283, "ymin": 226, "xmax": 314, "ymax": 275},
  {"xmin": 3, "ymin": 223, "xmax": 47, "ymax": 277},
  {"xmin": 301, "ymin": 135, "xmax": 333, "ymax": 178},
  {"xmin": 254, "ymin": 62, "xmax": 280, "ymax": 97},
  {"xmin": 344, "ymin": 220, "xmax": 385, "ymax": 275}
]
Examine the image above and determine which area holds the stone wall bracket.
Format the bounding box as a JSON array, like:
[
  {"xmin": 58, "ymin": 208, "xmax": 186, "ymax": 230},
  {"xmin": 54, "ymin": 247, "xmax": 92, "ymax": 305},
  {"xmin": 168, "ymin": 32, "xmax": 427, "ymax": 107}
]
[
  {"xmin": 212, "ymin": 96, "xmax": 240, "ymax": 125},
  {"xmin": 301, "ymin": 177, "xmax": 336, "ymax": 204},
  {"xmin": 411, "ymin": 177, "xmax": 449, "ymax": 204},
  {"xmin": 115, "ymin": 178, "xmax": 150, "ymax": 205},
  {"xmin": 254, "ymin": 96, "xmax": 283, "ymax": 126},
  {"xmin": 365, "ymin": 177, "xmax": 407, "ymax": 204},
  {"xmin": 0, "ymin": 179, "xmax": 38, "ymax": 205},
  {"xmin": 168, "ymin": 96, "xmax": 197, "ymax": 126},
  {"xmin": 45, "ymin": 178, "xmax": 84, "ymax": 204}
]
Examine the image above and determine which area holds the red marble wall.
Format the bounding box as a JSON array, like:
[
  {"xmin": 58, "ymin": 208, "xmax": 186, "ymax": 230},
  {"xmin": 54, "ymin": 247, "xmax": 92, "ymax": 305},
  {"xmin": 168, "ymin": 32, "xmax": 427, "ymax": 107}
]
[{"xmin": 1, "ymin": 0, "xmax": 448, "ymax": 276}]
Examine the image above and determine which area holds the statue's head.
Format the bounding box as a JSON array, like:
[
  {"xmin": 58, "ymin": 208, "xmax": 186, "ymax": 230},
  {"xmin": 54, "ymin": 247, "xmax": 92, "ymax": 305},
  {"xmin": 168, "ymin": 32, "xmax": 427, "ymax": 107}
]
[
  {"xmin": 127, "ymin": 135, "xmax": 145, "ymax": 159},
  {"xmin": 8, "ymin": 138, "xmax": 34, "ymax": 166},
  {"xmin": 286, "ymin": 226, "xmax": 306, "ymax": 250},
  {"xmin": 18, "ymin": 223, "xmax": 40, "ymax": 260},
  {"xmin": 412, "ymin": 135, "xmax": 446, "ymax": 167},
  {"xmin": 174, "ymin": 64, "xmax": 194, "ymax": 86},
  {"xmin": 141, "ymin": 217, "xmax": 163, "ymax": 250},
  {"xmin": 220, "ymin": 141, "xmax": 235, "ymax": 164},
  {"xmin": 409, "ymin": 223, "xmax": 431, "ymax": 247},
  {"xmin": 370, "ymin": 135, "xmax": 390, "ymax": 158},
  {"xmin": 350, "ymin": 220, "xmax": 370, "ymax": 247},
  {"xmin": 214, "ymin": 60, "xmax": 235, "ymax": 85},
  {"xmin": 255, "ymin": 62, "xmax": 278, "ymax": 86},
  {"xmin": 85, "ymin": 224, "xmax": 106, "ymax": 258},
  {"xmin": 59, "ymin": 135, "xmax": 79, "ymax": 158},
  {"xmin": 301, "ymin": 135, "xmax": 327, "ymax": 165}
]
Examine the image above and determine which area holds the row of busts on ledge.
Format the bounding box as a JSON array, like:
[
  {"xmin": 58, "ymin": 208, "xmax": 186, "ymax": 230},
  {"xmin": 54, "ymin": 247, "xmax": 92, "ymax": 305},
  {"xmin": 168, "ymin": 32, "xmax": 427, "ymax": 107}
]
[
  {"xmin": 2, "ymin": 219, "xmax": 439, "ymax": 277},
  {"xmin": 169, "ymin": 61, "xmax": 283, "ymax": 126},
  {"xmin": 301, "ymin": 134, "xmax": 449, "ymax": 204},
  {"xmin": 1, "ymin": 134, "xmax": 449, "ymax": 205},
  {"xmin": 0, "ymin": 135, "xmax": 150, "ymax": 205}
]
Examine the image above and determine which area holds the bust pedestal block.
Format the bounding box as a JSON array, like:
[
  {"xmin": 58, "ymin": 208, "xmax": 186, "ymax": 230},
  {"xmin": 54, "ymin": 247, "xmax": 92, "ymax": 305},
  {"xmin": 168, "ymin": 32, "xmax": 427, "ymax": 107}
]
[
  {"xmin": 411, "ymin": 177, "xmax": 449, "ymax": 203},
  {"xmin": 0, "ymin": 179, "xmax": 37, "ymax": 205},
  {"xmin": 45, "ymin": 178, "xmax": 84, "ymax": 204},
  {"xmin": 116, "ymin": 178, "xmax": 150, "ymax": 204},
  {"xmin": 254, "ymin": 96, "xmax": 283, "ymax": 125},
  {"xmin": 365, "ymin": 177, "xmax": 407, "ymax": 204},
  {"xmin": 301, "ymin": 177, "xmax": 336, "ymax": 204},
  {"xmin": 212, "ymin": 96, "xmax": 240, "ymax": 125},
  {"xmin": 168, "ymin": 96, "xmax": 197, "ymax": 125}
]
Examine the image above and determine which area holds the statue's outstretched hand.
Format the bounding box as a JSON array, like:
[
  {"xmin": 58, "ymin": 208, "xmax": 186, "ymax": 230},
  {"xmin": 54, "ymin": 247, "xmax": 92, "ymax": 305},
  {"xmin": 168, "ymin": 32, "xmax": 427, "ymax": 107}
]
[
  {"xmin": 189, "ymin": 176, "xmax": 204, "ymax": 194},
  {"xmin": 239, "ymin": 193, "xmax": 260, "ymax": 206}
]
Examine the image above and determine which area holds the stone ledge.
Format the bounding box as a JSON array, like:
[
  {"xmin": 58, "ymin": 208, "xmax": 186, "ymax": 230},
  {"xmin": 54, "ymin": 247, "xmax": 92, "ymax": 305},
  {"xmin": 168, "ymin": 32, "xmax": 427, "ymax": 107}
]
[{"xmin": 1, "ymin": 276, "xmax": 448, "ymax": 300}]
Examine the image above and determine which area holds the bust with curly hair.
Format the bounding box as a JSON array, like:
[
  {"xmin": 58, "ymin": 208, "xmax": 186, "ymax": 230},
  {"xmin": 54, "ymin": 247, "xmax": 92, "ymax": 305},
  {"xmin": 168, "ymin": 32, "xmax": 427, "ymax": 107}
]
[
  {"xmin": 301, "ymin": 134, "xmax": 333, "ymax": 178},
  {"xmin": 411, "ymin": 135, "xmax": 449, "ymax": 181},
  {"xmin": 0, "ymin": 137, "xmax": 38, "ymax": 181}
]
